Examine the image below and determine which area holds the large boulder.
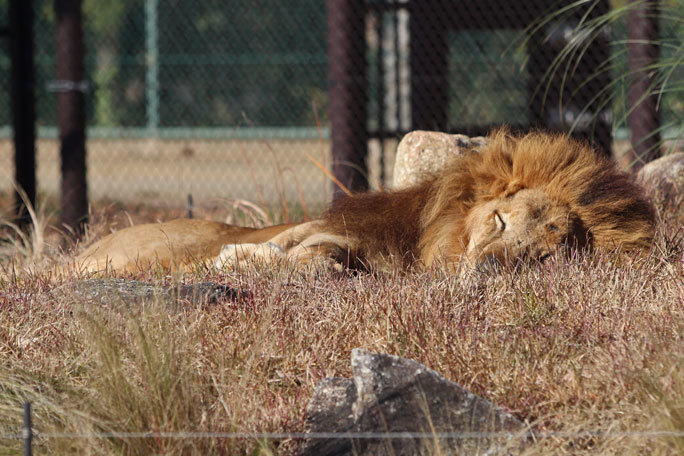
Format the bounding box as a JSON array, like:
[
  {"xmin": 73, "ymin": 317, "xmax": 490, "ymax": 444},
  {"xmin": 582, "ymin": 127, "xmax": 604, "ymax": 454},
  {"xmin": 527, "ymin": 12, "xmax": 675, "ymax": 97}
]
[
  {"xmin": 392, "ymin": 131, "xmax": 485, "ymax": 190},
  {"xmin": 299, "ymin": 349, "xmax": 529, "ymax": 456},
  {"xmin": 637, "ymin": 152, "xmax": 684, "ymax": 202}
]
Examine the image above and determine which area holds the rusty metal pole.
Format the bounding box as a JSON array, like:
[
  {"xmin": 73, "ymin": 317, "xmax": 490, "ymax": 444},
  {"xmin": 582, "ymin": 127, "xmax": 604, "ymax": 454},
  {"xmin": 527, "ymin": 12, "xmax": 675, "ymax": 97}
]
[
  {"xmin": 628, "ymin": 0, "xmax": 660, "ymax": 168},
  {"xmin": 9, "ymin": 0, "xmax": 36, "ymax": 226},
  {"xmin": 55, "ymin": 0, "xmax": 88, "ymax": 233},
  {"xmin": 327, "ymin": 0, "xmax": 368, "ymax": 197}
]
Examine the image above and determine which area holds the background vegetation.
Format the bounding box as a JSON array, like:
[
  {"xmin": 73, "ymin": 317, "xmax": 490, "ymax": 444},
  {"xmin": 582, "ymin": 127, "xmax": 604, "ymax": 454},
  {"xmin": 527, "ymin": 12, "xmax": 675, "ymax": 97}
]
[{"xmin": 0, "ymin": 0, "xmax": 680, "ymax": 133}]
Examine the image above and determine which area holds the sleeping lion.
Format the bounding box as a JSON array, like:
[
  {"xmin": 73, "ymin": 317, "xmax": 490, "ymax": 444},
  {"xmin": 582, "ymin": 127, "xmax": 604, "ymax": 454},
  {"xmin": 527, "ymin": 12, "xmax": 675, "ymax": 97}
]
[{"xmin": 71, "ymin": 130, "xmax": 655, "ymax": 275}]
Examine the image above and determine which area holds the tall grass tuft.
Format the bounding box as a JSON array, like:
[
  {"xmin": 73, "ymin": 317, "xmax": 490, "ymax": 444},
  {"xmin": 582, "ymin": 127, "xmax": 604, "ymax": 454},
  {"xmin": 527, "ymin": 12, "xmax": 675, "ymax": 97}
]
[{"xmin": 1, "ymin": 187, "xmax": 48, "ymax": 266}]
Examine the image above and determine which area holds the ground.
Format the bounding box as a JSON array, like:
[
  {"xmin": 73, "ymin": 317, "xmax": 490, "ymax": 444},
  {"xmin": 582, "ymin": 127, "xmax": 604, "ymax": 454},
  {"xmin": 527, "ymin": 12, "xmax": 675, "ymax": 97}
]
[
  {"xmin": 1, "ymin": 141, "xmax": 684, "ymax": 455},
  {"xmin": 0, "ymin": 137, "xmax": 395, "ymax": 208}
]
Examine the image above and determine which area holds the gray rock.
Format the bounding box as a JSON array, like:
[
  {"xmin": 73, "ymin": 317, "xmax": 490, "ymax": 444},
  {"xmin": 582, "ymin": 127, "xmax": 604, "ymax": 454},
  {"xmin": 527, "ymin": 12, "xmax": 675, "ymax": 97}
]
[
  {"xmin": 299, "ymin": 349, "xmax": 529, "ymax": 456},
  {"xmin": 302, "ymin": 378, "xmax": 358, "ymax": 456},
  {"xmin": 53, "ymin": 278, "xmax": 245, "ymax": 308},
  {"xmin": 637, "ymin": 152, "xmax": 684, "ymax": 202},
  {"xmin": 393, "ymin": 131, "xmax": 485, "ymax": 190}
]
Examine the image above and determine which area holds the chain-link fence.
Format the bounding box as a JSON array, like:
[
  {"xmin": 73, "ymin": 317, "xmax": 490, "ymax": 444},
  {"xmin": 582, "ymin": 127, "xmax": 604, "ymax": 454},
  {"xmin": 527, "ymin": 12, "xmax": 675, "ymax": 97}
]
[{"xmin": 1, "ymin": 0, "xmax": 682, "ymax": 211}]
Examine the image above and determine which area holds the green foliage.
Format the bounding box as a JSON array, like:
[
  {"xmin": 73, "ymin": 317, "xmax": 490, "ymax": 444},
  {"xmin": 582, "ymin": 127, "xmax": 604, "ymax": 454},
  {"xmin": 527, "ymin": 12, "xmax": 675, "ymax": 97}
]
[
  {"xmin": 156, "ymin": 0, "xmax": 327, "ymax": 127},
  {"xmin": 1, "ymin": 0, "xmax": 681, "ymax": 135},
  {"xmin": 447, "ymin": 30, "xmax": 530, "ymax": 128},
  {"xmin": 530, "ymin": 0, "xmax": 683, "ymax": 144},
  {"xmin": 1, "ymin": 0, "xmax": 327, "ymax": 129}
]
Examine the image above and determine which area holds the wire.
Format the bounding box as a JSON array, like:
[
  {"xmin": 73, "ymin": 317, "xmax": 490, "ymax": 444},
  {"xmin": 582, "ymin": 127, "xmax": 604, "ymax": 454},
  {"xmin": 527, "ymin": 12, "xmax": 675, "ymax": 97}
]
[{"xmin": 2, "ymin": 430, "xmax": 684, "ymax": 441}]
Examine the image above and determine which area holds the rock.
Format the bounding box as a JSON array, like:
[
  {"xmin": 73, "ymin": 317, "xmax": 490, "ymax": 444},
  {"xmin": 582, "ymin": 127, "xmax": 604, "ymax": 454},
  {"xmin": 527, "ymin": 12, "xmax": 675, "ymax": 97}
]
[
  {"xmin": 637, "ymin": 152, "xmax": 684, "ymax": 202},
  {"xmin": 299, "ymin": 349, "xmax": 529, "ymax": 456},
  {"xmin": 302, "ymin": 378, "xmax": 358, "ymax": 456},
  {"xmin": 53, "ymin": 278, "xmax": 245, "ymax": 308},
  {"xmin": 393, "ymin": 131, "xmax": 486, "ymax": 190}
]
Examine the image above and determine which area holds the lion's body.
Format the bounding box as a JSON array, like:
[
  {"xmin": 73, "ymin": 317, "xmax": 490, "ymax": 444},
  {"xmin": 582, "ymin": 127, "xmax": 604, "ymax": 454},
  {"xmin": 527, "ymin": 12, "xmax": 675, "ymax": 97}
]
[
  {"xmin": 73, "ymin": 219, "xmax": 295, "ymax": 273},
  {"xmin": 71, "ymin": 130, "xmax": 655, "ymax": 275}
]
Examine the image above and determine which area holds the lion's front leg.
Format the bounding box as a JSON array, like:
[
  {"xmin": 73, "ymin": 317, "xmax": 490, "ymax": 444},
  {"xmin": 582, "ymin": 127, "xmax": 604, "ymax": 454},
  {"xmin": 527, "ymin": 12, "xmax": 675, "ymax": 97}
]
[
  {"xmin": 214, "ymin": 242, "xmax": 287, "ymax": 269},
  {"xmin": 213, "ymin": 221, "xmax": 352, "ymax": 271},
  {"xmin": 213, "ymin": 220, "xmax": 349, "ymax": 271}
]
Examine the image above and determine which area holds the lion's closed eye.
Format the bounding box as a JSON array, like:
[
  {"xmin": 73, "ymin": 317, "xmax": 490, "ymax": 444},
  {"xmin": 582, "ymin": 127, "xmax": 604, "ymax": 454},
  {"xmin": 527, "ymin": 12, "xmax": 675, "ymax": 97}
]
[{"xmin": 494, "ymin": 211, "xmax": 507, "ymax": 231}]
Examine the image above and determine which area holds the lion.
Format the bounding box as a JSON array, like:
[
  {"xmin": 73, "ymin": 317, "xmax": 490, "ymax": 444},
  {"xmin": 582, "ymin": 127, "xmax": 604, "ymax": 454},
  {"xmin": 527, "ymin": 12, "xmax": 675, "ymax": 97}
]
[{"xmin": 70, "ymin": 129, "xmax": 655, "ymax": 275}]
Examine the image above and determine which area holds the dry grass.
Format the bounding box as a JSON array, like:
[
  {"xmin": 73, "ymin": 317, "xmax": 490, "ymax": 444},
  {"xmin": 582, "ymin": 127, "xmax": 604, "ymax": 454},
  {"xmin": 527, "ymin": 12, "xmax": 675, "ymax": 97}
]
[{"xmin": 1, "ymin": 194, "xmax": 683, "ymax": 455}]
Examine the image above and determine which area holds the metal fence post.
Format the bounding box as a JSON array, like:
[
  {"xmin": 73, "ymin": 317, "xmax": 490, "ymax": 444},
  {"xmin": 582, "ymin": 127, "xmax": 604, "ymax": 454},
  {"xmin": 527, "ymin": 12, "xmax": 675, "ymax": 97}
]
[
  {"xmin": 9, "ymin": 0, "xmax": 36, "ymax": 227},
  {"xmin": 327, "ymin": 0, "xmax": 368, "ymax": 197},
  {"xmin": 409, "ymin": 0, "xmax": 449, "ymax": 131},
  {"xmin": 23, "ymin": 402, "xmax": 32, "ymax": 456},
  {"xmin": 55, "ymin": 0, "xmax": 89, "ymax": 234},
  {"xmin": 628, "ymin": 0, "xmax": 661, "ymax": 168},
  {"xmin": 145, "ymin": 0, "xmax": 160, "ymax": 135}
]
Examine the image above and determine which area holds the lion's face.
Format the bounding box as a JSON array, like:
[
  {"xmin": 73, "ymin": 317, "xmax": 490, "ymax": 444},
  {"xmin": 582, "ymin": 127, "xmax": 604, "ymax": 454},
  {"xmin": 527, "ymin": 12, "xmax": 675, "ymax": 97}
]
[{"xmin": 465, "ymin": 188, "xmax": 590, "ymax": 269}]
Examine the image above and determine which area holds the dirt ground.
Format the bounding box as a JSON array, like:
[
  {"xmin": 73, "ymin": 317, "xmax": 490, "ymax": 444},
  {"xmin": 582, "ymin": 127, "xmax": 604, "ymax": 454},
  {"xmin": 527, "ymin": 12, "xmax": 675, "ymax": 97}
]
[{"xmin": 0, "ymin": 138, "xmax": 396, "ymax": 215}]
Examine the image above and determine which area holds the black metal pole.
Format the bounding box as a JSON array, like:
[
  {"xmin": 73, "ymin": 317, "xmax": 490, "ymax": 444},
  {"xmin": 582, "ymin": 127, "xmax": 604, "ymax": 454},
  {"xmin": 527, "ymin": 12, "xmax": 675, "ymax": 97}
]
[
  {"xmin": 409, "ymin": 0, "xmax": 448, "ymax": 131},
  {"xmin": 9, "ymin": 0, "xmax": 36, "ymax": 226},
  {"xmin": 23, "ymin": 402, "xmax": 32, "ymax": 456},
  {"xmin": 55, "ymin": 0, "xmax": 88, "ymax": 234},
  {"xmin": 327, "ymin": 0, "xmax": 368, "ymax": 197},
  {"xmin": 628, "ymin": 0, "xmax": 660, "ymax": 168}
]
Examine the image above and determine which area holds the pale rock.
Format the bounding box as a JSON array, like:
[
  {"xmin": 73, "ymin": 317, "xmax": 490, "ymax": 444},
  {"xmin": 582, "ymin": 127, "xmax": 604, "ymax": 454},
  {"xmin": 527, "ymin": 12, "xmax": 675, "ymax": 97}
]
[
  {"xmin": 637, "ymin": 152, "xmax": 684, "ymax": 202},
  {"xmin": 392, "ymin": 131, "xmax": 486, "ymax": 189}
]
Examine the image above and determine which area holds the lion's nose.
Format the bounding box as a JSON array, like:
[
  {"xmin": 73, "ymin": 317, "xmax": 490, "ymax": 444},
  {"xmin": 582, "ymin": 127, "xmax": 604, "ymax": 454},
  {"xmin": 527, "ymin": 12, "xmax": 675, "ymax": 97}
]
[
  {"xmin": 476, "ymin": 249, "xmax": 553, "ymax": 273},
  {"xmin": 476, "ymin": 254, "xmax": 502, "ymax": 273}
]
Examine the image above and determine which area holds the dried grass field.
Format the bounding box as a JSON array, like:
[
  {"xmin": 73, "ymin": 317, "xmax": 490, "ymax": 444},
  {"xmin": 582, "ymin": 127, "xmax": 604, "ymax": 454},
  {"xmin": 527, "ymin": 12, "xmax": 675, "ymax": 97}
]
[{"xmin": 1, "ymin": 146, "xmax": 684, "ymax": 454}]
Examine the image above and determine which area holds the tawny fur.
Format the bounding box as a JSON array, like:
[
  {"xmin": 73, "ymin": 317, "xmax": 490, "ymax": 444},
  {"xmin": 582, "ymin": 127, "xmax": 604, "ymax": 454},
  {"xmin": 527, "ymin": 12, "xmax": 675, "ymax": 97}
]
[
  {"xmin": 72, "ymin": 219, "xmax": 295, "ymax": 273},
  {"xmin": 69, "ymin": 129, "xmax": 655, "ymax": 275}
]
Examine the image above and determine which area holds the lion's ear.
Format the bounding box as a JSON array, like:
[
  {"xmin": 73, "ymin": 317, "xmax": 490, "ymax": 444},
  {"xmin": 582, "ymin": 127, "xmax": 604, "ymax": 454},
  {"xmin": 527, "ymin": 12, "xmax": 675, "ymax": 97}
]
[{"xmin": 503, "ymin": 180, "xmax": 524, "ymax": 198}]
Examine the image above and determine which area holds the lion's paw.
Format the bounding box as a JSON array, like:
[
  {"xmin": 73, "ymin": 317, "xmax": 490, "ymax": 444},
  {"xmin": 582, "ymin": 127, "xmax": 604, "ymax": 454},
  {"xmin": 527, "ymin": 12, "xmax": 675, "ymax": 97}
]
[{"xmin": 214, "ymin": 242, "xmax": 286, "ymax": 270}]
